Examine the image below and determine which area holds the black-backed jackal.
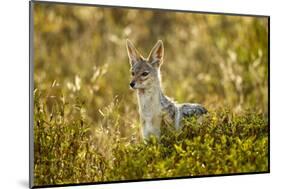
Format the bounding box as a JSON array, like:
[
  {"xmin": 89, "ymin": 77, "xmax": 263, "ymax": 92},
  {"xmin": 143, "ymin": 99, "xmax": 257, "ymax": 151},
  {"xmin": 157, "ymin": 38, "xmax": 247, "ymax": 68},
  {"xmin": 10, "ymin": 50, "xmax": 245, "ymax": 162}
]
[{"xmin": 126, "ymin": 40, "xmax": 207, "ymax": 140}]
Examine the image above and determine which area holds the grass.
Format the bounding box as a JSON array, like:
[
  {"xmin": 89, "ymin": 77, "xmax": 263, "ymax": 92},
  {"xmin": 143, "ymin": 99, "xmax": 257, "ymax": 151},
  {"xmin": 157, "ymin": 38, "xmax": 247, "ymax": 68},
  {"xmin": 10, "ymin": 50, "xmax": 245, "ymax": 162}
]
[
  {"xmin": 33, "ymin": 90, "xmax": 268, "ymax": 186},
  {"xmin": 32, "ymin": 2, "xmax": 269, "ymax": 187}
]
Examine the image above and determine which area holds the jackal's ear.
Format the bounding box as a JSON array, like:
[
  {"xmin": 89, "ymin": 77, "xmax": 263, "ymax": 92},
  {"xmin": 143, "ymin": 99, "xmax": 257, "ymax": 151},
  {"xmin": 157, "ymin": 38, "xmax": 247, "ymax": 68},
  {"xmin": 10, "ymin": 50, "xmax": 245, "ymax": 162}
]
[
  {"xmin": 148, "ymin": 40, "xmax": 164, "ymax": 67},
  {"xmin": 126, "ymin": 39, "xmax": 144, "ymax": 66}
]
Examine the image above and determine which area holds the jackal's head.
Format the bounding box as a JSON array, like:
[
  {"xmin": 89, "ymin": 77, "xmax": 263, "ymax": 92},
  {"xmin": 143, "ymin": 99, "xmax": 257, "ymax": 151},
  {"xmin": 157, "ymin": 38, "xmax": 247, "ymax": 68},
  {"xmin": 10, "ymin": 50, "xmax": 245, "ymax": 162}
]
[{"xmin": 126, "ymin": 39, "xmax": 164, "ymax": 90}]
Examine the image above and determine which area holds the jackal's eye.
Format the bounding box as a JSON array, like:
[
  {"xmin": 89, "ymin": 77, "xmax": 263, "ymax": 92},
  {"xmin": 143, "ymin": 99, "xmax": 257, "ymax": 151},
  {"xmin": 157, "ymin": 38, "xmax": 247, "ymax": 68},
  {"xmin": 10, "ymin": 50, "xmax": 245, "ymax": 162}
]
[
  {"xmin": 142, "ymin": 71, "xmax": 149, "ymax": 76},
  {"xmin": 131, "ymin": 72, "xmax": 135, "ymax": 76}
]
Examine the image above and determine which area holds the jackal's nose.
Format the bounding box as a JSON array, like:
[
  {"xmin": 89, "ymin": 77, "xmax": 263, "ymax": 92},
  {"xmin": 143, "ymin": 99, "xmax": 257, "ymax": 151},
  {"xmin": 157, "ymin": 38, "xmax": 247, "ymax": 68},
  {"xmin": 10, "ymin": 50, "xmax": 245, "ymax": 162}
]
[{"xmin": 130, "ymin": 81, "xmax": 136, "ymax": 88}]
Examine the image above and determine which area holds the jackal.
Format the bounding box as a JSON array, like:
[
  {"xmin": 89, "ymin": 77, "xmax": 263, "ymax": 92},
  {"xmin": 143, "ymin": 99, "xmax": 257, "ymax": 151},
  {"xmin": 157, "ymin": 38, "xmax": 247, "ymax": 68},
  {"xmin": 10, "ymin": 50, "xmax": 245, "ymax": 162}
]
[{"xmin": 126, "ymin": 39, "xmax": 207, "ymax": 140}]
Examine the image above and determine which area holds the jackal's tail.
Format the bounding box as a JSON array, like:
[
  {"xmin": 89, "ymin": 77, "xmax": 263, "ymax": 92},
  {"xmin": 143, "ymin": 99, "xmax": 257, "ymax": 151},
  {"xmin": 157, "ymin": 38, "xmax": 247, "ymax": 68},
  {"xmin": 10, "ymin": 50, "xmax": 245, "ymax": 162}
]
[{"xmin": 181, "ymin": 103, "xmax": 207, "ymax": 117}]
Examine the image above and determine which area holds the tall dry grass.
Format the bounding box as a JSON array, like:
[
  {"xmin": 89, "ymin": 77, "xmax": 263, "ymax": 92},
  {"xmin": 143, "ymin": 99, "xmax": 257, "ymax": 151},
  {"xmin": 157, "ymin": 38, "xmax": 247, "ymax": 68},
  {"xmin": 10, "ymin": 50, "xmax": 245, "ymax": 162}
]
[{"xmin": 32, "ymin": 3, "xmax": 268, "ymax": 186}]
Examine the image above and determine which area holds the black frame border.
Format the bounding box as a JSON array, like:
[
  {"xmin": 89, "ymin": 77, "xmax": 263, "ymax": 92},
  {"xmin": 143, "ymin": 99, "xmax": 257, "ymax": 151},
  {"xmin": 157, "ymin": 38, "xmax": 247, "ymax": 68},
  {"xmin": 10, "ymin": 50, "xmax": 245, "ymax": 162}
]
[{"xmin": 29, "ymin": 0, "xmax": 270, "ymax": 188}]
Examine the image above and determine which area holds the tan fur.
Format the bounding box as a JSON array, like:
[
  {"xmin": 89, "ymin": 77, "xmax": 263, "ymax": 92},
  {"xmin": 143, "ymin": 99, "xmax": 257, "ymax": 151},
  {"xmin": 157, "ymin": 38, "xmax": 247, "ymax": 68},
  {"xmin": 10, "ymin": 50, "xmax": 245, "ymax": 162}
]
[{"xmin": 126, "ymin": 39, "xmax": 207, "ymax": 140}]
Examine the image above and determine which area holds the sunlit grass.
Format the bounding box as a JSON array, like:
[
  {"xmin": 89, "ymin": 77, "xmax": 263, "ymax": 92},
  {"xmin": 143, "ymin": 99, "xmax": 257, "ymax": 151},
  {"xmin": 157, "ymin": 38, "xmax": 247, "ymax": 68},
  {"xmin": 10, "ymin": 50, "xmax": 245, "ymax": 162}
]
[
  {"xmin": 32, "ymin": 2, "xmax": 268, "ymax": 186},
  {"xmin": 34, "ymin": 91, "xmax": 268, "ymax": 185}
]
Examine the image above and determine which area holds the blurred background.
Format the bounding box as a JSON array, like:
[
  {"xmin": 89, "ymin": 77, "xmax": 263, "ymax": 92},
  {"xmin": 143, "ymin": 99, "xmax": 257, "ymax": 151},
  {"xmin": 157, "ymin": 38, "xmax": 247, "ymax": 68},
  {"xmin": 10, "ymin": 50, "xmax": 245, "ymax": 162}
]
[
  {"xmin": 33, "ymin": 2, "xmax": 268, "ymax": 185},
  {"xmin": 34, "ymin": 3, "xmax": 268, "ymax": 119}
]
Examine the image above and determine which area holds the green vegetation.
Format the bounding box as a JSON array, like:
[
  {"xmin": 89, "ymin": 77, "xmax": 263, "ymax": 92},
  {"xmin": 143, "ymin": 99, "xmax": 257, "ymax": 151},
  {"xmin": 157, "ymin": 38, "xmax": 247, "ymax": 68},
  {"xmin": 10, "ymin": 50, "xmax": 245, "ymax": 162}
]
[{"xmin": 32, "ymin": 2, "xmax": 269, "ymax": 186}]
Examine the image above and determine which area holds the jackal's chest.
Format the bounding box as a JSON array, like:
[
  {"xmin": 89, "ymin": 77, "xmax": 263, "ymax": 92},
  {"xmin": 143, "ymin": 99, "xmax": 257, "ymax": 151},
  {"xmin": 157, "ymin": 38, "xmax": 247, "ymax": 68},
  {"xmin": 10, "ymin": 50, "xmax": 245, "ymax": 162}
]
[{"xmin": 137, "ymin": 92, "xmax": 163, "ymax": 121}]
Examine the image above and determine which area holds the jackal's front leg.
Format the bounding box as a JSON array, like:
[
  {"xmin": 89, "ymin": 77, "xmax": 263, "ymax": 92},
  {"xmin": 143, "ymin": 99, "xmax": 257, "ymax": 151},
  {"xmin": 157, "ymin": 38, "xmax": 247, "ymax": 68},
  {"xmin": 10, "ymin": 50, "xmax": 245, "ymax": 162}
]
[{"xmin": 141, "ymin": 118, "xmax": 161, "ymax": 140}]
